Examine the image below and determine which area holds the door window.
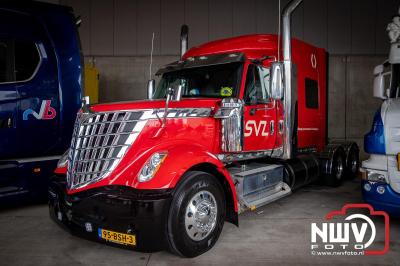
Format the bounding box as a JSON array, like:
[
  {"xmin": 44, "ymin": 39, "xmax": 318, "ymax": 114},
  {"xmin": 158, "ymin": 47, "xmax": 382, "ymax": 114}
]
[
  {"xmin": 305, "ymin": 78, "xmax": 319, "ymax": 109},
  {"xmin": 0, "ymin": 40, "xmax": 40, "ymax": 83},
  {"xmin": 0, "ymin": 41, "xmax": 14, "ymax": 82},
  {"xmin": 244, "ymin": 64, "xmax": 270, "ymax": 104}
]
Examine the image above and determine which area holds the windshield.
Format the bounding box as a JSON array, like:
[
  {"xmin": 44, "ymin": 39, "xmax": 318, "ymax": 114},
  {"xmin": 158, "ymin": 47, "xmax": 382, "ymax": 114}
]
[
  {"xmin": 390, "ymin": 64, "xmax": 400, "ymax": 98},
  {"xmin": 153, "ymin": 62, "xmax": 243, "ymax": 99}
]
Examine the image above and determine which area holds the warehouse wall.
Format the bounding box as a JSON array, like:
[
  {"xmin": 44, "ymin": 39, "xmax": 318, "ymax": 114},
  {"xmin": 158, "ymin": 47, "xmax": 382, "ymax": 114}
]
[
  {"xmin": 84, "ymin": 56, "xmax": 177, "ymax": 101},
  {"xmin": 47, "ymin": 0, "xmax": 397, "ymax": 157},
  {"xmin": 328, "ymin": 55, "xmax": 384, "ymax": 157},
  {"xmin": 60, "ymin": 0, "xmax": 398, "ymax": 56}
]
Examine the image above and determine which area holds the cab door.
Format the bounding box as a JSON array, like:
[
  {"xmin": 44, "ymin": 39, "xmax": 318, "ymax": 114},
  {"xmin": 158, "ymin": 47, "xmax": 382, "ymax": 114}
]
[
  {"xmin": 0, "ymin": 9, "xmax": 60, "ymax": 158},
  {"xmin": 242, "ymin": 64, "xmax": 276, "ymax": 151},
  {"xmin": 0, "ymin": 39, "xmax": 18, "ymax": 158},
  {"xmin": 16, "ymin": 38, "xmax": 60, "ymax": 157}
]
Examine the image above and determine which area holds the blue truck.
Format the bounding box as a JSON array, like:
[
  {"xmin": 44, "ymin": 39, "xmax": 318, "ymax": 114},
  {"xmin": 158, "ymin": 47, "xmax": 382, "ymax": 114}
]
[{"xmin": 0, "ymin": 1, "xmax": 82, "ymax": 202}]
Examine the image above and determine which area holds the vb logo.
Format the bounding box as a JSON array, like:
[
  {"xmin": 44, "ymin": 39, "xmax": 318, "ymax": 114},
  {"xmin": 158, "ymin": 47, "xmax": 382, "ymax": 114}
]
[{"xmin": 23, "ymin": 100, "xmax": 56, "ymax": 120}]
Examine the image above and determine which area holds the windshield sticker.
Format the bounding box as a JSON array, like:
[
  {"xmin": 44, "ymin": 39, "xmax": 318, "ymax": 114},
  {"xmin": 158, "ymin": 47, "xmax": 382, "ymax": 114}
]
[{"xmin": 220, "ymin": 86, "xmax": 233, "ymax": 97}]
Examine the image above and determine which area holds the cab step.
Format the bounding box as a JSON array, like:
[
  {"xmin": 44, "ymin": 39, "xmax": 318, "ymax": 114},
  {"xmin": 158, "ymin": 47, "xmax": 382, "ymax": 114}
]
[
  {"xmin": 0, "ymin": 186, "xmax": 28, "ymax": 198},
  {"xmin": 228, "ymin": 163, "xmax": 291, "ymax": 212}
]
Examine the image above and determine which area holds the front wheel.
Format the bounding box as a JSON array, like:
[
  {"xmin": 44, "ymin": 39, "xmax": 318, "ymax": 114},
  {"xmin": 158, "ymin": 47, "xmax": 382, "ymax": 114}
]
[{"xmin": 167, "ymin": 171, "xmax": 226, "ymax": 258}]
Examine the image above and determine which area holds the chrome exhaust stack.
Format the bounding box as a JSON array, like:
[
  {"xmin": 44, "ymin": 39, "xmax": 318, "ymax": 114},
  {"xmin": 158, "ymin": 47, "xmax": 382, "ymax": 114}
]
[
  {"xmin": 180, "ymin": 24, "xmax": 189, "ymax": 59},
  {"xmin": 147, "ymin": 79, "xmax": 155, "ymax": 99},
  {"xmin": 281, "ymin": 0, "xmax": 302, "ymax": 160}
]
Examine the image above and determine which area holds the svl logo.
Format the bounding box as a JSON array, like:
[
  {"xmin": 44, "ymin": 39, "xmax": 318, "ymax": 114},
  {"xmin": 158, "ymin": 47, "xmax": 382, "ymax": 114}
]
[
  {"xmin": 310, "ymin": 204, "xmax": 390, "ymax": 256},
  {"xmin": 244, "ymin": 120, "xmax": 269, "ymax": 137},
  {"xmin": 23, "ymin": 100, "xmax": 56, "ymax": 120}
]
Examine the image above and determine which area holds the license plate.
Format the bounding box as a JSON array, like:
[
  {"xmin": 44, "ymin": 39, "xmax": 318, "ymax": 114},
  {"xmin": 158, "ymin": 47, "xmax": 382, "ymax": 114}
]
[{"xmin": 98, "ymin": 228, "xmax": 136, "ymax": 246}]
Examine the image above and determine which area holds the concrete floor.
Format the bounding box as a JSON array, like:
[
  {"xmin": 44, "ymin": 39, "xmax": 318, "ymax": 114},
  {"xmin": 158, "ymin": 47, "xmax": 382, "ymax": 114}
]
[{"xmin": 0, "ymin": 179, "xmax": 398, "ymax": 266}]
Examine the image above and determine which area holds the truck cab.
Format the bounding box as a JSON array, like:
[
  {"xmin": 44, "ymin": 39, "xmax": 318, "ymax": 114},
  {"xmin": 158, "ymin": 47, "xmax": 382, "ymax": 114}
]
[
  {"xmin": 362, "ymin": 49, "xmax": 400, "ymax": 216},
  {"xmin": 0, "ymin": 2, "xmax": 82, "ymax": 202},
  {"xmin": 49, "ymin": 0, "xmax": 359, "ymax": 257},
  {"xmin": 153, "ymin": 35, "xmax": 327, "ymax": 156}
]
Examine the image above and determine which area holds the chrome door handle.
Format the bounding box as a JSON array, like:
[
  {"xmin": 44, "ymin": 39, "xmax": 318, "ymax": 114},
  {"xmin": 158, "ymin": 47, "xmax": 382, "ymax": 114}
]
[
  {"xmin": 270, "ymin": 120, "xmax": 275, "ymax": 135},
  {"xmin": 0, "ymin": 117, "xmax": 12, "ymax": 128},
  {"xmin": 279, "ymin": 120, "xmax": 284, "ymax": 134}
]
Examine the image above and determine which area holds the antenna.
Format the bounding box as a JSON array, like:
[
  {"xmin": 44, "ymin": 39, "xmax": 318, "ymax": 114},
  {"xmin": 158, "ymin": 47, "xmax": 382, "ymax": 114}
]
[
  {"xmin": 277, "ymin": 0, "xmax": 281, "ymax": 60},
  {"xmin": 149, "ymin": 32, "xmax": 155, "ymax": 80},
  {"xmin": 147, "ymin": 33, "xmax": 156, "ymax": 100}
]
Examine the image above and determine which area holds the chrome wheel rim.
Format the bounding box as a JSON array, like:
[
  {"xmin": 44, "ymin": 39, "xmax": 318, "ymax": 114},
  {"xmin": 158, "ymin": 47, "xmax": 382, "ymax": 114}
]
[
  {"xmin": 336, "ymin": 157, "xmax": 344, "ymax": 180},
  {"xmin": 184, "ymin": 190, "xmax": 218, "ymax": 241}
]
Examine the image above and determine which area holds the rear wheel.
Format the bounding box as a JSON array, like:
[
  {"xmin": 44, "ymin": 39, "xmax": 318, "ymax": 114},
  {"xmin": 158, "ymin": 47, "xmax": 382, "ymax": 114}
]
[
  {"xmin": 346, "ymin": 144, "xmax": 360, "ymax": 179},
  {"xmin": 324, "ymin": 148, "xmax": 346, "ymax": 187},
  {"xmin": 167, "ymin": 171, "xmax": 226, "ymax": 258}
]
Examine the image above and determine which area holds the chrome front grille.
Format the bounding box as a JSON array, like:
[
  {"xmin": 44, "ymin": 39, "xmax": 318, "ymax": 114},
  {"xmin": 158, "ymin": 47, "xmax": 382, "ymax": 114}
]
[
  {"xmin": 67, "ymin": 110, "xmax": 147, "ymax": 190},
  {"xmin": 214, "ymin": 98, "xmax": 244, "ymax": 152}
]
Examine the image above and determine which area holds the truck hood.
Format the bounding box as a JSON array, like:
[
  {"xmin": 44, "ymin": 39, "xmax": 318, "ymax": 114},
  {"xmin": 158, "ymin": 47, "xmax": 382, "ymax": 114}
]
[
  {"xmin": 67, "ymin": 97, "xmax": 222, "ymax": 192},
  {"xmin": 90, "ymin": 98, "xmax": 222, "ymax": 113}
]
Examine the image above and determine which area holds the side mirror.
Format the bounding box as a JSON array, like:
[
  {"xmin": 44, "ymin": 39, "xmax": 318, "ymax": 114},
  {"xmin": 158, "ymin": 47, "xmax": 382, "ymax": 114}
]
[
  {"xmin": 250, "ymin": 95, "xmax": 258, "ymax": 105},
  {"xmin": 373, "ymin": 65, "xmax": 389, "ymax": 100},
  {"xmin": 147, "ymin": 79, "xmax": 155, "ymax": 99},
  {"xmin": 81, "ymin": 96, "xmax": 90, "ymax": 106},
  {"xmin": 270, "ymin": 62, "xmax": 284, "ymax": 100}
]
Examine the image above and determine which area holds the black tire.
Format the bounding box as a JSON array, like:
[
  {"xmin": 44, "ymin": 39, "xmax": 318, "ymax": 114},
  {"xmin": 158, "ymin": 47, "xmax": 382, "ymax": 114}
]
[
  {"xmin": 166, "ymin": 171, "xmax": 226, "ymax": 258},
  {"xmin": 324, "ymin": 148, "xmax": 346, "ymax": 187},
  {"xmin": 346, "ymin": 145, "xmax": 360, "ymax": 179}
]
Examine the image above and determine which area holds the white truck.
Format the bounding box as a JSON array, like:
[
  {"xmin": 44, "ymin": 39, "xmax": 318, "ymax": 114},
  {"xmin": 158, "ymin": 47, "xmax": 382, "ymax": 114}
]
[{"xmin": 361, "ymin": 9, "xmax": 400, "ymax": 216}]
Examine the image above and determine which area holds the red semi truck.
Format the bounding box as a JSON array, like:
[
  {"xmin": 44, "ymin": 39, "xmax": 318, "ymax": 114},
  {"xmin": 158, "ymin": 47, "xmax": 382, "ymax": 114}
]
[{"xmin": 49, "ymin": 0, "xmax": 359, "ymax": 257}]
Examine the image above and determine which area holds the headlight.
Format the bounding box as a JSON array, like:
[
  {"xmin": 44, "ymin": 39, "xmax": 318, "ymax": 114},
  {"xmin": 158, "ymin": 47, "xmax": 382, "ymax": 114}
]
[
  {"xmin": 377, "ymin": 185, "xmax": 386, "ymax": 194},
  {"xmin": 138, "ymin": 152, "xmax": 168, "ymax": 182},
  {"xmin": 57, "ymin": 149, "xmax": 69, "ymax": 168},
  {"xmin": 366, "ymin": 170, "xmax": 386, "ymax": 183},
  {"xmin": 363, "ymin": 183, "xmax": 371, "ymax": 191}
]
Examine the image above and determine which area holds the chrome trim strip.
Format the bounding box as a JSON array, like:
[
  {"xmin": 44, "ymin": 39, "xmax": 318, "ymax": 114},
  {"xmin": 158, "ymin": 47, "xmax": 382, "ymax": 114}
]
[
  {"xmin": 216, "ymin": 149, "xmax": 279, "ymax": 163},
  {"xmin": 0, "ymin": 155, "xmax": 62, "ymax": 163},
  {"xmin": 155, "ymin": 108, "xmax": 212, "ymax": 118},
  {"xmin": 87, "ymin": 108, "xmax": 213, "ymax": 119},
  {"xmin": 271, "ymin": 146, "xmax": 284, "ymax": 158},
  {"xmin": 298, "ymin": 128, "xmax": 319, "ymax": 131},
  {"xmin": 0, "ymin": 190, "xmax": 29, "ymax": 198}
]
